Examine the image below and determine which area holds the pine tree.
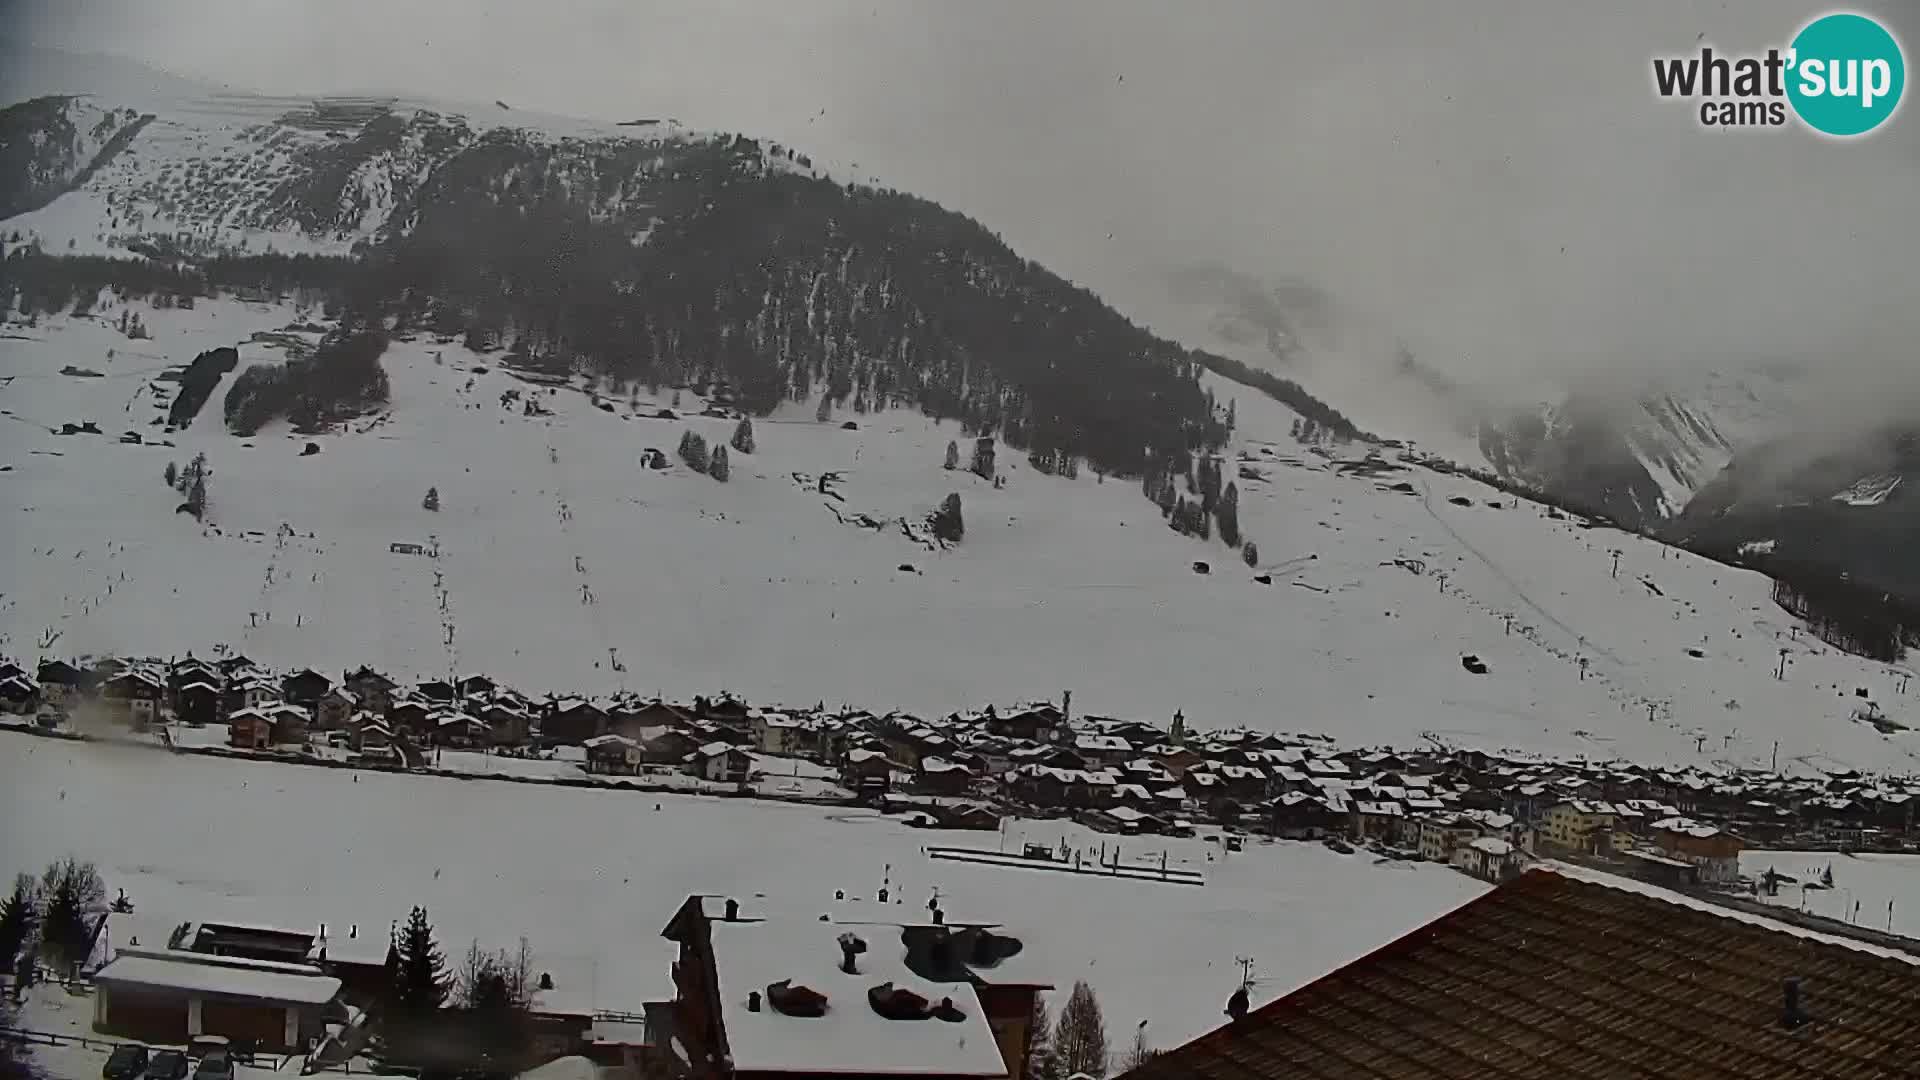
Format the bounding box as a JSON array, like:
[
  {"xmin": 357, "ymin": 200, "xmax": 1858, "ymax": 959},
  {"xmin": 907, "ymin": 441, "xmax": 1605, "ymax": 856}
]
[
  {"xmin": 931, "ymin": 493, "xmax": 964, "ymax": 542},
  {"xmin": 709, "ymin": 444, "xmax": 730, "ymax": 482},
  {"xmin": 186, "ymin": 472, "xmax": 208, "ymax": 519},
  {"xmin": 815, "ymin": 394, "xmax": 832, "ymax": 423},
  {"xmin": 392, "ymin": 906, "xmax": 449, "ymax": 1016},
  {"xmin": 1217, "ymin": 481, "xmax": 1241, "ymax": 548},
  {"xmin": 0, "ymin": 874, "xmax": 35, "ymax": 970},
  {"xmin": 681, "ymin": 431, "xmax": 709, "ymax": 472},
  {"xmin": 1027, "ymin": 995, "xmax": 1065, "ymax": 1080},
  {"xmin": 945, "ymin": 440, "xmax": 960, "ymax": 471},
  {"xmin": 423, "ymin": 486, "xmax": 440, "ymax": 512},
  {"xmin": 1055, "ymin": 980, "xmax": 1110, "ymax": 1078},
  {"xmin": 1242, "ymin": 540, "xmax": 1259, "ymax": 567},
  {"xmin": 731, "ymin": 417, "xmax": 755, "ymax": 454},
  {"xmin": 37, "ymin": 858, "xmax": 103, "ymax": 975},
  {"xmin": 163, "ymin": 461, "xmax": 178, "ymax": 488}
]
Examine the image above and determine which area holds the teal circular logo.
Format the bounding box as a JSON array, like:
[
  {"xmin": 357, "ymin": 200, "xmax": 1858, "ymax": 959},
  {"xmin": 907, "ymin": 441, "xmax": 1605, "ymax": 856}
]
[{"xmin": 1787, "ymin": 13, "xmax": 1905, "ymax": 136}]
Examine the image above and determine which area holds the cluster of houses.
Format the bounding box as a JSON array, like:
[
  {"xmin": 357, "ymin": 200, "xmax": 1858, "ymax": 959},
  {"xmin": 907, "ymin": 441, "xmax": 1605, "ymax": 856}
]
[{"xmin": 10, "ymin": 653, "xmax": 1920, "ymax": 886}]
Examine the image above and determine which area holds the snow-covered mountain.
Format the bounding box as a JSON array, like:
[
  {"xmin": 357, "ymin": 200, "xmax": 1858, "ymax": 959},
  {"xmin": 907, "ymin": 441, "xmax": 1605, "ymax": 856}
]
[{"xmin": 3, "ymin": 69, "xmax": 1919, "ymax": 776}]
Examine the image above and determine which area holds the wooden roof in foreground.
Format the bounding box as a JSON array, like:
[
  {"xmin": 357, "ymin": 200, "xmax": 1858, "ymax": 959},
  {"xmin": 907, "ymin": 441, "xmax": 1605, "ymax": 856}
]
[{"xmin": 1124, "ymin": 865, "xmax": 1920, "ymax": 1080}]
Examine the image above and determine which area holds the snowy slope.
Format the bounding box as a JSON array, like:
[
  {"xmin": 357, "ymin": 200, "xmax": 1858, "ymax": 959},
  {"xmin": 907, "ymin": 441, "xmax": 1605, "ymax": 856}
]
[
  {"xmin": 0, "ymin": 737, "xmax": 1488, "ymax": 1048},
  {"xmin": 4, "ymin": 299, "xmax": 1918, "ymax": 774}
]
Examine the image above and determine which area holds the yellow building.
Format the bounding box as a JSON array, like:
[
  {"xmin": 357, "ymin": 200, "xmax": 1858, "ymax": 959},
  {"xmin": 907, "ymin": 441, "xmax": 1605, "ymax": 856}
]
[{"xmin": 1540, "ymin": 800, "xmax": 1616, "ymax": 853}]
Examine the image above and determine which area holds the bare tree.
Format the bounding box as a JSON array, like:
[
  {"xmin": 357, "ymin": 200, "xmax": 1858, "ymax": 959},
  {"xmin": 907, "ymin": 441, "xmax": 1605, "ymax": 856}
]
[
  {"xmin": 1055, "ymin": 980, "xmax": 1110, "ymax": 1078},
  {"xmin": 1119, "ymin": 1025, "xmax": 1157, "ymax": 1072}
]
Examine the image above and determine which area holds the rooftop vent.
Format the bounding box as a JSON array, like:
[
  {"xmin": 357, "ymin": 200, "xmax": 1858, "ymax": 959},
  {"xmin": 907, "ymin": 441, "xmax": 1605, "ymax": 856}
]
[
  {"xmin": 838, "ymin": 932, "xmax": 868, "ymax": 975},
  {"xmin": 747, "ymin": 991, "xmax": 762, "ymax": 1013},
  {"xmin": 932, "ymin": 996, "xmax": 966, "ymax": 1023},
  {"xmin": 1226, "ymin": 985, "xmax": 1249, "ymax": 1022},
  {"xmin": 724, "ymin": 898, "xmax": 740, "ymax": 921},
  {"xmin": 766, "ymin": 979, "xmax": 828, "ymax": 1017}
]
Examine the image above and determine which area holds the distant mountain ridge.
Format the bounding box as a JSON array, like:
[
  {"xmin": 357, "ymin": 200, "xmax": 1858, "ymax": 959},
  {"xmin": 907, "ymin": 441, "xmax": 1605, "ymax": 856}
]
[{"xmin": 0, "ymin": 87, "xmax": 1383, "ymax": 482}]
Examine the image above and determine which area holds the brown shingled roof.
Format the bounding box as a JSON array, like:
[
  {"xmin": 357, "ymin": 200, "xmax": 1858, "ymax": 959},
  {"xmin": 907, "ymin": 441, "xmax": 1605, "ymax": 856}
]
[{"xmin": 1124, "ymin": 866, "xmax": 1920, "ymax": 1080}]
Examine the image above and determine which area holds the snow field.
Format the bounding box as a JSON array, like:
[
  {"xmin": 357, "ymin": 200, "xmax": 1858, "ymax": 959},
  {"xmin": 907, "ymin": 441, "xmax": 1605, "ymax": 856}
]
[{"xmin": 0, "ymin": 736, "xmax": 1487, "ymax": 1049}]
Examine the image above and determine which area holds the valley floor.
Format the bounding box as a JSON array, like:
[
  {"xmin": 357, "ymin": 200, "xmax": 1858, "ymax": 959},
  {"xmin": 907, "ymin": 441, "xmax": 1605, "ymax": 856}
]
[{"xmin": 0, "ymin": 733, "xmax": 1487, "ymax": 1052}]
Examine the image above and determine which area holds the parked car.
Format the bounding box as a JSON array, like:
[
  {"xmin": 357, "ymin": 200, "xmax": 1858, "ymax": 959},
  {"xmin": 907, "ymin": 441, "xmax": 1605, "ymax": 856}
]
[
  {"xmin": 146, "ymin": 1050, "xmax": 189, "ymax": 1080},
  {"xmin": 102, "ymin": 1044, "xmax": 148, "ymax": 1080},
  {"xmin": 185, "ymin": 1036, "xmax": 229, "ymax": 1061},
  {"xmin": 189, "ymin": 1051, "xmax": 233, "ymax": 1080}
]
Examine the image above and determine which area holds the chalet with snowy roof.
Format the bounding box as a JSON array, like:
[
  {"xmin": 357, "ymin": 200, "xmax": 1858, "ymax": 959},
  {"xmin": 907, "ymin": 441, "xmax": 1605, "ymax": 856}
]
[
  {"xmin": 913, "ymin": 757, "xmax": 974, "ymax": 797},
  {"xmin": 661, "ymin": 895, "xmax": 1048, "ymax": 1080},
  {"xmin": 415, "ymin": 678, "xmax": 458, "ymax": 704},
  {"xmin": 314, "ymin": 685, "xmax": 356, "ymax": 730},
  {"xmin": 585, "ymin": 734, "xmax": 644, "ymax": 775},
  {"xmin": 279, "ymin": 668, "xmax": 332, "ymax": 707},
  {"xmin": 216, "ymin": 654, "xmax": 257, "ymax": 677},
  {"xmin": 543, "ymin": 698, "xmax": 610, "ymax": 745},
  {"xmin": 611, "ymin": 699, "xmax": 693, "ymax": 740},
  {"xmin": 984, "ymin": 702, "xmax": 1065, "ymax": 743},
  {"xmin": 349, "ymin": 715, "xmax": 395, "ymax": 755},
  {"xmin": 0, "ymin": 673, "xmax": 41, "ymax": 715},
  {"xmin": 688, "ymin": 741, "xmax": 753, "ymax": 784},
  {"xmin": 341, "ymin": 666, "xmax": 397, "ymax": 714},
  {"xmin": 1650, "ymin": 817, "xmax": 1746, "ymax": 883},
  {"xmin": 1122, "ymin": 864, "xmax": 1920, "ymax": 1080},
  {"xmin": 388, "ymin": 697, "xmax": 431, "ymax": 738},
  {"xmin": 1265, "ymin": 792, "xmax": 1345, "ymax": 839},
  {"xmin": 430, "ymin": 709, "xmax": 488, "ymax": 748},
  {"xmin": 1071, "ymin": 733, "xmax": 1133, "ymax": 767},
  {"xmin": 228, "ymin": 703, "xmax": 309, "ymax": 749},
  {"xmin": 101, "ymin": 668, "xmax": 165, "ymax": 726},
  {"xmin": 481, "ymin": 700, "xmax": 534, "ymax": 746},
  {"xmin": 167, "ymin": 657, "xmax": 219, "ymax": 694},
  {"xmin": 752, "ymin": 711, "xmax": 805, "ymax": 756},
  {"xmin": 174, "ymin": 679, "xmax": 221, "ymax": 725}
]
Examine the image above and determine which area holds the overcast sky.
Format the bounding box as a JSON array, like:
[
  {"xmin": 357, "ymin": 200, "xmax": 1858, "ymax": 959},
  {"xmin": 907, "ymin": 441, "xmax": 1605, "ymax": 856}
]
[{"xmin": 8, "ymin": 0, "xmax": 1918, "ymax": 421}]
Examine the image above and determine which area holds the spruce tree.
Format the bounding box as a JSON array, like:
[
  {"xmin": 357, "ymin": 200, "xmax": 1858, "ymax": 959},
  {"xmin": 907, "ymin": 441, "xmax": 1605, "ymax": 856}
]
[
  {"xmin": 423, "ymin": 486, "xmax": 440, "ymax": 512},
  {"xmin": 945, "ymin": 440, "xmax": 960, "ymax": 471},
  {"xmin": 392, "ymin": 905, "xmax": 450, "ymax": 1016},
  {"xmin": 0, "ymin": 874, "xmax": 35, "ymax": 970},
  {"xmin": 1027, "ymin": 995, "xmax": 1065, "ymax": 1080},
  {"xmin": 1217, "ymin": 481, "xmax": 1241, "ymax": 547},
  {"xmin": 931, "ymin": 493, "xmax": 964, "ymax": 542},
  {"xmin": 1243, "ymin": 540, "xmax": 1260, "ymax": 567},
  {"xmin": 731, "ymin": 418, "xmax": 755, "ymax": 454},
  {"xmin": 163, "ymin": 461, "xmax": 178, "ymax": 488},
  {"xmin": 1055, "ymin": 980, "xmax": 1110, "ymax": 1078},
  {"xmin": 37, "ymin": 858, "xmax": 103, "ymax": 975},
  {"xmin": 709, "ymin": 444, "xmax": 730, "ymax": 482}
]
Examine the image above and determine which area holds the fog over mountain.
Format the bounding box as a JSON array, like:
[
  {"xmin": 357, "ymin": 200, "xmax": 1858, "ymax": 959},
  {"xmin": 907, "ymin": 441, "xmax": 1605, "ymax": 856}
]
[{"xmin": 9, "ymin": 0, "xmax": 1918, "ymax": 446}]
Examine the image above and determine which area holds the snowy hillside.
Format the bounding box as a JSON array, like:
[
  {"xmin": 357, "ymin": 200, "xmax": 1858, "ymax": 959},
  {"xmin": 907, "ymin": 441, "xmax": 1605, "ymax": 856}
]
[
  {"xmin": 4, "ymin": 296, "xmax": 1918, "ymax": 775},
  {"xmin": 0, "ymin": 95, "xmax": 149, "ymax": 220}
]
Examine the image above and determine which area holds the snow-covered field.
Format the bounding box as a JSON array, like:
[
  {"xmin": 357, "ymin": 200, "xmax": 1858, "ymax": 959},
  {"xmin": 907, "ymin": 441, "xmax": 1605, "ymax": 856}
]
[
  {"xmin": 4, "ymin": 298, "xmax": 1918, "ymax": 772},
  {"xmin": 0, "ymin": 734, "xmax": 1486, "ymax": 1050},
  {"xmin": 1741, "ymin": 850, "xmax": 1920, "ymax": 939}
]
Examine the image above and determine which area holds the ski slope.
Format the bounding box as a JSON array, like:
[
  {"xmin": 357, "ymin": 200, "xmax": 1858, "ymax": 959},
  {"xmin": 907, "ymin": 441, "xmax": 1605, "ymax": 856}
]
[
  {"xmin": 2, "ymin": 298, "xmax": 1918, "ymax": 772},
  {"xmin": 0, "ymin": 736, "xmax": 1488, "ymax": 1048}
]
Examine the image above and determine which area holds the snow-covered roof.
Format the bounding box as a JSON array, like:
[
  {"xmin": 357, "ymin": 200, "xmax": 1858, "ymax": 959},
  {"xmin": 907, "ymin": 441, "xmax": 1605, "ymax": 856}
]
[
  {"xmin": 583, "ymin": 734, "xmax": 639, "ymax": 750},
  {"xmin": 706, "ymin": 919, "xmax": 1007, "ymax": 1077},
  {"xmin": 1467, "ymin": 837, "xmax": 1513, "ymax": 857},
  {"xmin": 93, "ymin": 949, "xmax": 342, "ymax": 1004}
]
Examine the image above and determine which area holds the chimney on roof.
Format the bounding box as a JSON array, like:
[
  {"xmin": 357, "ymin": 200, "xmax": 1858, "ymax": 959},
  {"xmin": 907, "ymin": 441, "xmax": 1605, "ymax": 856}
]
[
  {"xmin": 350, "ymin": 924, "xmax": 357, "ymax": 939},
  {"xmin": 724, "ymin": 898, "xmax": 740, "ymax": 921},
  {"xmin": 932, "ymin": 907, "xmax": 944, "ymax": 926},
  {"xmin": 747, "ymin": 991, "xmax": 762, "ymax": 1013},
  {"xmin": 838, "ymin": 932, "xmax": 867, "ymax": 974},
  {"xmin": 1781, "ymin": 977, "xmax": 1809, "ymax": 1029}
]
